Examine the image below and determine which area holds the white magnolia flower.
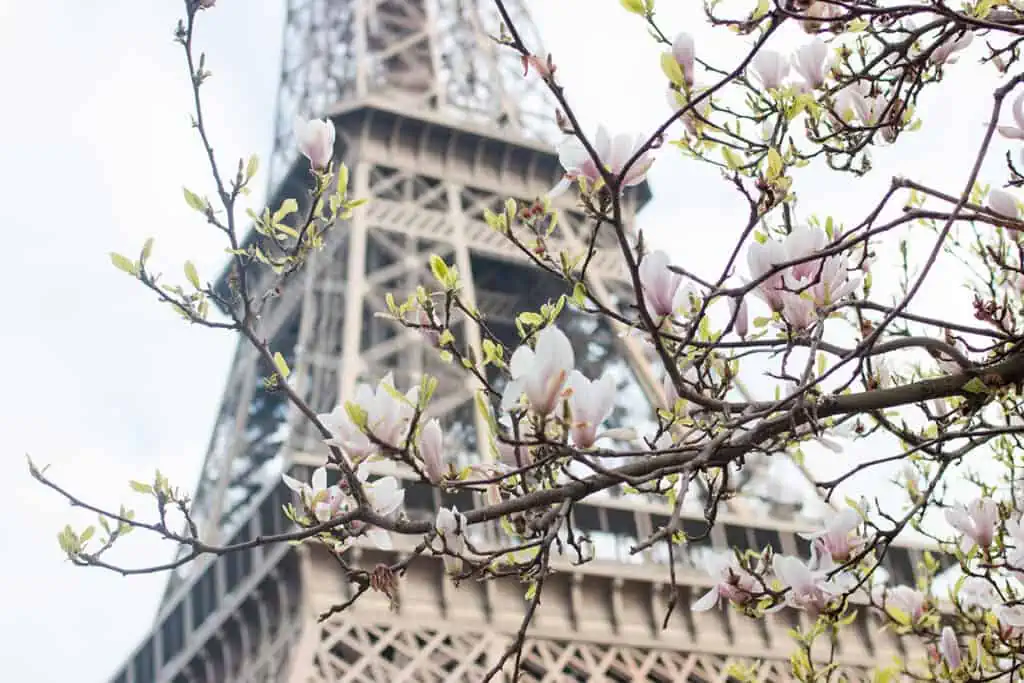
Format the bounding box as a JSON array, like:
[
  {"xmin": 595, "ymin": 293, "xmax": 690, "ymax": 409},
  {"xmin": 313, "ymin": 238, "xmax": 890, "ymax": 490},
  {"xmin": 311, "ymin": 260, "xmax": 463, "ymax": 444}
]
[
  {"xmin": 749, "ymin": 49, "xmax": 790, "ymax": 91},
  {"xmin": 994, "ymin": 604, "xmax": 1024, "ymax": 637},
  {"xmin": 928, "ymin": 31, "xmax": 973, "ymax": 65},
  {"xmin": 435, "ymin": 506, "xmax": 467, "ymax": 575},
  {"xmin": 318, "ymin": 404, "xmax": 375, "ymax": 462},
  {"xmin": 501, "ymin": 325, "xmax": 575, "ymax": 415},
  {"xmin": 779, "ymin": 292, "xmax": 817, "ymax": 330},
  {"xmin": 638, "ymin": 250, "xmax": 692, "ymax": 318},
  {"xmin": 945, "ymin": 497, "xmax": 999, "ymax": 553},
  {"xmin": 773, "ymin": 549, "xmax": 855, "ymax": 614},
  {"xmin": 957, "ymin": 576, "xmax": 997, "ymax": 610},
  {"xmin": 999, "ymin": 92, "xmax": 1024, "ymax": 140},
  {"xmin": 360, "ymin": 469, "xmax": 405, "ymax": 550},
  {"xmin": 295, "ymin": 117, "xmax": 336, "ymax": 170},
  {"xmin": 1006, "ymin": 516, "xmax": 1024, "ymax": 577},
  {"xmin": 833, "ymin": 82, "xmax": 871, "ymax": 123},
  {"xmin": 417, "ymin": 418, "xmax": 444, "ymax": 485},
  {"xmin": 792, "ymin": 38, "xmax": 831, "ymax": 90},
  {"xmin": 550, "ymin": 126, "xmax": 655, "ymax": 197},
  {"xmin": 567, "ymin": 371, "xmax": 617, "ymax": 448},
  {"xmin": 799, "ymin": 507, "xmax": 863, "ymax": 563},
  {"xmin": 282, "ymin": 466, "xmax": 344, "ymax": 523},
  {"xmin": 356, "ymin": 373, "xmax": 419, "ymax": 450},
  {"xmin": 747, "ymin": 237, "xmax": 792, "ymax": 311},
  {"xmin": 748, "ymin": 224, "xmax": 859, "ymax": 329},
  {"xmin": 878, "ymin": 585, "xmax": 928, "ymax": 622},
  {"xmin": 988, "ymin": 188, "xmax": 1019, "ymax": 219},
  {"xmin": 693, "ymin": 554, "xmax": 760, "ymax": 611}
]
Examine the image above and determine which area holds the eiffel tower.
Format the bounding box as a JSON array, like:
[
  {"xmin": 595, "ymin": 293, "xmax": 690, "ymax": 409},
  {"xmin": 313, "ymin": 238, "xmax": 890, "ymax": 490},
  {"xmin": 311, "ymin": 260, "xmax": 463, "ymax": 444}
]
[{"xmin": 109, "ymin": 2, "xmax": 941, "ymax": 681}]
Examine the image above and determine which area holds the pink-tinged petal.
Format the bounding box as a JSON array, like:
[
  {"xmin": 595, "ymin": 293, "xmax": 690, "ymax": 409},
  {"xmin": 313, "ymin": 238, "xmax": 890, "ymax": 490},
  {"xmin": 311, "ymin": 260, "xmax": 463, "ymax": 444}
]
[
  {"xmin": 989, "ymin": 188, "xmax": 1019, "ymax": 218},
  {"xmin": 730, "ymin": 297, "xmax": 749, "ymax": 338},
  {"xmin": 500, "ymin": 377, "xmax": 526, "ymax": 412},
  {"xmin": 419, "ymin": 418, "xmax": 445, "ymax": 485},
  {"xmin": 692, "ymin": 586, "xmax": 720, "ymax": 611},
  {"xmin": 999, "ymin": 125, "xmax": 1024, "ymax": 140},
  {"xmin": 773, "ymin": 554, "xmax": 811, "ymax": 589},
  {"xmin": 607, "ymin": 133, "xmax": 635, "ymax": 174},
  {"xmin": 671, "ymin": 32, "xmax": 695, "ymax": 84},
  {"xmin": 508, "ymin": 346, "xmax": 534, "ymax": 378},
  {"xmin": 535, "ymin": 325, "xmax": 575, "ymax": 371},
  {"xmin": 940, "ymin": 627, "xmax": 961, "ymax": 669},
  {"xmin": 557, "ymin": 138, "xmax": 589, "ymax": 171},
  {"xmin": 1008, "ymin": 518, "xmax": 1024, "ymax": 542},
  {"xmin": 311, "ymin": 466, "xmax": 327, "ymax": 492},
  {"xmin": 829, "ymin": 507, "xmax": 860, "ymax": 535},
  {"xmin": 822, "ymin": 572, "xmax": 857, "ymax": 595},
  {"xmin": 369, "ymin": 476, "xmax": 404, "ymax": 516},
  {"xmin": 622, "ymin": 156, "xmax": 654, "ymax": 187},
  {"xmin": 996, "ymin": 605, "xmax": 1024, "ymax": 628},
  {"xmin": 1014, "ymin": 92, "xmax": 1024, "ymax": 131},
  {"xmin": 944, "ymin": 505, "xmax": 970, "ymax": 531}
]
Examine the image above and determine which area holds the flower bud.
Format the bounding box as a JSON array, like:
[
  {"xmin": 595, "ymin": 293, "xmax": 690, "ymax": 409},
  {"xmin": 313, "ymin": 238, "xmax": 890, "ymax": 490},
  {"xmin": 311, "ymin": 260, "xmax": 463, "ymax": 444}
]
[
  {"xmin": 730, "ymin": 297, "xmax": 749, "ymax": 338},
  {"xmin": 988, "ymin": 188, "xmax": 1019, "ymax": 219},
  {"xmin": 295, "ymin": 117, "xmax": 336, "ymax": 170},
  {"xmin": 418, "ymin": 419, "xmax": 444, "ymax": 485},
  {"xmin": 939, "ymin": 627, "xmax": 961, "ymax": 670},
  {"xmin": 671, "ymin": 33, "xmax": 695, "ymax": 87}
]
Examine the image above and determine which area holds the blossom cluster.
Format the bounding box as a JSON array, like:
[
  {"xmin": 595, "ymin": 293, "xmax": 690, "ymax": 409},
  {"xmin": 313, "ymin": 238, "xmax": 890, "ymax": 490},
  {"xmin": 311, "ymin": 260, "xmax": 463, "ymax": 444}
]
[{"xmin": 747, "ymin": 224, "xmax": 861, "ymax": 330}]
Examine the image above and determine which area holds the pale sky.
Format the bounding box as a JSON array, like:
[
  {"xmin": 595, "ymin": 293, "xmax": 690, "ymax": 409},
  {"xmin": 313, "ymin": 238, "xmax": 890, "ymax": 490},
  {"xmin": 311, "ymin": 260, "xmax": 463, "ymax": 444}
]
[{"xmin": 0, "ymin": 1, "xmax": 1010, "ymax": 681}]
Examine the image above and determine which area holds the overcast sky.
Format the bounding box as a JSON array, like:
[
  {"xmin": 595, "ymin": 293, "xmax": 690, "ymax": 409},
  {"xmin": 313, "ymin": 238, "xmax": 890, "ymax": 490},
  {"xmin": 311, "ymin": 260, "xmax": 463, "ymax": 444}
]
[{"xmin": 0, "ymin": 1, "xmax": 1011, "ymax": 681}]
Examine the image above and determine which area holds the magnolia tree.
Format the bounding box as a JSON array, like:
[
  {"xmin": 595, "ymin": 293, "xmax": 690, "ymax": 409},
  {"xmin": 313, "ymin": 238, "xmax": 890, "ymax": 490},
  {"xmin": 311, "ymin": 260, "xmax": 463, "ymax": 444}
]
[{"xmin": 31, "ymin": 0, "xmax": 1024, "ymax": 679}]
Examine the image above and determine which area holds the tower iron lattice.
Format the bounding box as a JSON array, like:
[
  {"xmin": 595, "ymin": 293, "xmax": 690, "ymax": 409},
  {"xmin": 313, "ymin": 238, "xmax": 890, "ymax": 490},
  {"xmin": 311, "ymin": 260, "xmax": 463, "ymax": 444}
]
[{"xmin": 110, "ymin": 2, "xmax": 934, "ymax": 681}]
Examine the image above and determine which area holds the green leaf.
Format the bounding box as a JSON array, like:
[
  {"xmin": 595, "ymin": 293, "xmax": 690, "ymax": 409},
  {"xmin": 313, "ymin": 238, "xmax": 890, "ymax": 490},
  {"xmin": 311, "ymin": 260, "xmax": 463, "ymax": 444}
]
[
  {"xmin": 571, "ymin": 282, "xmax": 588, "ymax": 308},
  {"xmin": 110, "ymin": 252, "xmax": 137, "ymax": 276},
  {"xmin": 140, "ymin": 238, "xmax": 154, "ymax": 263},
  {"xmin": 962, "ymin": 377, "xmax": 989, "ymax": 394},
  {"xmin": 660, "ymin": 51, "xmax": 684, "ymax": 87},
  {"xmin": 419, "ymin": 374, "xmax": 439, "ymax": 406},
  {"xmin": 337, "ymin": 164, "xmax": 350, "ymax": 196},
  {"xmin": 721, "ymin": 147, "xmax": 744, "ymax": 170},
  {"xmin": 273, "ymin": 198, "xmax": 298, "ymax": 224},
  {"xmin": 129, "ymin": 480, "xmax": 153, "ymax": 494},
  {"xmin": 429, "ymin": 254, "xmax": 450, "ymax": 287},
  {"xmin": 620, "ymin": 0, "xmax": 645, "ymax": 13},
  {"xmin": 184, "ymin": 261, "xmax": 201, "ymax": 289},
  {"xmin": 273, "ymin": 351, "xmax": 291, "ymax": 379},
  {"xmin": 80, "ymin": 526, "xmax": 95, "ymax": 543},
  {"xmin": 245, "ymin": 155, "xmax": 259, "ymax": 180},
  {"xmin": 183, "ymin": 187, "xmax": 207, "ymax": 213},
  {"xmin": 518, "ymin": 311, "xmax": 544, "ymax": 327},
  {"xmin": 765, "ymin": 148, "xmax": 783, "ymax": 180},
  {"xmin": 345, "ymin": 402, "xmax": 368, "ymax": 429}
]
